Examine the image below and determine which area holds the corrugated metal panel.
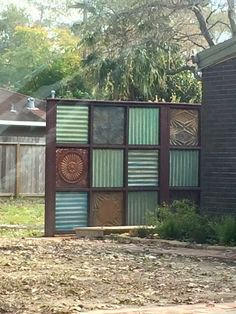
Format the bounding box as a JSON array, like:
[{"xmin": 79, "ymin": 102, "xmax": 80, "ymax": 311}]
[
  {"xmin": 56, "ymin": 105, "xmax": 89, "ymax": 143},
  {"xmin": 55, "ymin": 192, "xmax": 88, "ymax": 231},
  {"xmin": 170, "ymin": 150, "xmax": 199, "ymax": 187},
  {"xmin": 128, "ymin": 150, "xmax": 159, "ymax": 186},
  {"xmin": 93, "ymin": 150, "xmax": 123, "ymax": 187},
  {"xmin": 128, "ymin": 192, "xmax": 158, "ymax": 225},
  {"xmin": 129, "ymin": 108, "xmax": 159, "ymax": 145}
]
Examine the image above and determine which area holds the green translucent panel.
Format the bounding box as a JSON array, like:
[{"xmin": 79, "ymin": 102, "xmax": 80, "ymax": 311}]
[
  {"xmin": 93, "ymin": 106, "xmax": 124, "ymax": 144},
  {"xmin": 129, "ymin": 108, "xmax": 159, "ymax": 145},
  {"xmin": 55, "ymin": 192, "xmax": 88, "ymax": 231},
  {"xmin": 92, "ymin": 150, "xmax": 124, "ymax": 187},
  {"xmin": 128, "ymin": 150, "xmax": 159, "ymax": 186},
  {"xmin": 56, "ymin": 105, "xmax": 89, "ymax": 143},
  {"xmin": 170, "ymin": 150, "xmax": 199, "ymax": 187},
  {"xmin": 128, "ymin": 191, "xmax": 158, "ymax": 225}
]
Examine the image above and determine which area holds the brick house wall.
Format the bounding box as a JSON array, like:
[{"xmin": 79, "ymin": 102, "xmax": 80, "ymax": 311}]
[{"xmin": 201, "ymin": 57, "xmax": 236, "ymax": 214}]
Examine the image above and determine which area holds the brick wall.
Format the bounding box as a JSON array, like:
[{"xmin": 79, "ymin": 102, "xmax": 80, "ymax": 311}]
[{"xmin": 201, "ymin": 57, "xmax": 236, "ymax": 214}]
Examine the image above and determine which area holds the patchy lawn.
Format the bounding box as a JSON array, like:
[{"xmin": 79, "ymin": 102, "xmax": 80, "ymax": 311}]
[
  {"xmin": 0, "ymin": 198, "xmax": 44, "ymax": 237},
  {"xmin": 0, "ymin": 237, "xmax": 235, "ymax": 314}
]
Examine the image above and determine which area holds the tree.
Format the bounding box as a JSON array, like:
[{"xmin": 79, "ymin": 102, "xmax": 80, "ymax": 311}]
[
  {"xmin": 0, "ymin": 23, "xmax": 84, "ymax": 98},
  {"xmin": 0, "ymin": 5, "xmax": 29, "ymax": 52},
  {"xmin": 69, "ymin": 0, "xmax": 236, "ymax": 102}
]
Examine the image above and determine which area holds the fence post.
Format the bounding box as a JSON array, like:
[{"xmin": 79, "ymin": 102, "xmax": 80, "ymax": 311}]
[
  {"xmin": 15, "ymin": 143, "xmax": 21, "ymax": 197},
  {"xmin": 159, "ymin": 105, "xmax": 170, "ymax": 204}
]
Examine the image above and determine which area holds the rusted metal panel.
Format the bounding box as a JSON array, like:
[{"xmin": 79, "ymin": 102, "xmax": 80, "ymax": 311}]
[
  {"xmin": 170, "ymin": 109, "xmax": 199, "ymax": 146},
  {"xmin": 55, "ymin": 192, "xmax": 88, "ymax": 231},
  {"xmin": 128, "ymin": 191, "xmax": 158, "ymax": 225},
  {"xmin": 93, "ymin": 106, "xmax": 124, "ymax": 144},
  {"xmin": 56, "ymin": 105, "xmax": 89, "ymax": 143},
  {"xmin": 56, "ymin": 148, "xmax": 88, "ymax": 188},
  {"xmin": 128, "ymin": 150, "xmax": 159, "ymax": 186},
  {"xmin": 129, "ymin": 108, "xmax": 159, "ymax": 145},
  {"xmin": 91, "ymin": 192, "xmax": 124, "ymax": 226},
  {"xmin": 170, "ymin": 150, "xmax": 199, "ymax": 187},
  {"xmin": 92, "ymin": 149, "xmax": 123, "ymax": 187}
]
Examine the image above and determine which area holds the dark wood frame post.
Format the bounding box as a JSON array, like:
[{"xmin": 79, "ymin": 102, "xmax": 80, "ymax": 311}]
[
  {"xmin": 159, "ymin": 105, "xmax": 170, "ymax": 204},
  {"xmin": 45, "ymin": 99, "xmax": 57, "ymax": 236}
]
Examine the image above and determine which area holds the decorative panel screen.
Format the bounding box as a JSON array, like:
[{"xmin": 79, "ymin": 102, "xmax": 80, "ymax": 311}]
[
  {"xmin": 55, "ymin": 192, "xmax": 88, "ymax": 231},
  {"xmin": 91, "ymin": 192, "xmax": 124, "ymax": 226},
  {"xmin": 92, "ymin": 149, "xmax": 124, "ymax": 187},
  {"xmin": 128, "ymin": 150, "xmax": 159, "ymax": 186},
  {"xmin": 170, "ymin": 109, "xmax": 199, "ymax": 146},
  {"xmin": 170, "ymin": 150, "xmax": 199, "ymax": 187},
  {"xmin": 128, "ymin": 192, "xmax": 158, "ymax": 225},
  {"xmin": 93, "ymin": 107, "xmax": 124, "ymax": 144},
  {"xmin": 129, "ymin": 108, "xmax": 159, "ymax": 145},
  {"xmin": 56, "ymin": 149, "xmax": 88, "ymax": 188},
  {"xmin": 46, "ymin": 99, "xmax": 200, "ymax": 236},
  {"xmin": 56, "ymin": 105, "xmax": 89, "ymax": 143}
]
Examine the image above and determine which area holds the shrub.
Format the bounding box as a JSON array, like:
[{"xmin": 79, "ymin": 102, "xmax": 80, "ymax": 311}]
[
  {"xmin": 154, "ymin": 200, "xmax": 213, "ymax": 244},
  {"xmin": 212, "ymin": 216, "xmax": 236, "ymax": 246}
]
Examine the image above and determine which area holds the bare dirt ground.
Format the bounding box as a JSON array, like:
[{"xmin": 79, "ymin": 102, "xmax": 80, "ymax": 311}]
[{"xmin": 0, "ymin": 237, "xmax": 235, "ymax": 314}]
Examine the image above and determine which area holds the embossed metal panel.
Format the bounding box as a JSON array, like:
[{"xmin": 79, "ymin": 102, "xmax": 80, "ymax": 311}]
[
  {"xmin": 170, "ymin": 109, "xmax": 199, "ymax": 146},
  {"xmin": 128, "ymin": 191, "xmax": 158, "ymax": 225},
  {"xmin": 128, "ymin": 150, "xmax": 159, "ymax": 186},
  {"xmin": 129, "ymin": 108, "xmax": 159, "ymax": 145},
  {"xmin": 93, "ymin": 106, "xmax": 124, "ymax": 144},
  {"xmin": 56, "ymin": 105, "xmax": 89, "ymax": 143},
  {"xmin": 92, "ymin": 149, "xmax": 124, "ymax": 187},
  {"xmin": 170, "ymin": 150, "xmax": 199, "ymax": 187},
  {"xmin": 56, "ymin": 149, "xmax": 88, "ymax": 188},
  {"xmin": 55, "ymin": 192, "xmax": 88, "ymax": 231},
  {"xmin": 91, "ymin": 192, "xmax": 124, "ymax": 226}
]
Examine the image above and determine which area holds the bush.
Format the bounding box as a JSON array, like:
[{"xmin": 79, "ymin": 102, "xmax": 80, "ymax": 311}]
[
  {"xmin": 212, "ymin": 216, "xmax": 236, "ymax": 246},
  {"xmin": 154, "ymin": 200, "xmax": 213, "ymax": 244}
]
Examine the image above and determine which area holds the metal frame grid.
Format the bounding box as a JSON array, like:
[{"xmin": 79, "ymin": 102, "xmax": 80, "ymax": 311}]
[{"xmin": 45, "ymin": 99, "xmax": 201, "ymax": 236}]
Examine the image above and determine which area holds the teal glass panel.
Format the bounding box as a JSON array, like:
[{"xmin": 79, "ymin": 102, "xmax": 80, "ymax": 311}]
[
  {"xmin": 128, "ymin": 150, "xmax": 159, "ymax": 186},
  {"xmin": 55, "ymin": 192, "xmax": 88, "ymax": 231},
  {"xmin": 92, "ymin": 150, "xmax": 124, "ymax": 187},
  {"xmin": 56, "ymin": 105, "xmax": 89, "ymax": 143},
  {"xmin": 170, "ymin": 150, "xmax": 199, "ymax": 187},
  {"xmin": 128, "ymin": 191, "xmax": 158, "ymax": 225},
  {"xmin": 129, "ymin": 108, "xmax": 159, "ymax": 145}
]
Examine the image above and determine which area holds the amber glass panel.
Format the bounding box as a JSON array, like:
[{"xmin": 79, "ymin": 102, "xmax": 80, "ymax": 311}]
[
  {"xmin": 170, "ymin": 109, "xmax": 199, "ymax": 146},
  {"xmin": 56, "ymin": 148, "xmax": 88, "ymax": 188},
  {"xmin": 91, "ymin": 192, "xmax": 124, "ymax": 226},
  {"xmin": 93, "ymin": 106, "xmax": 124, "ymax": 144}
]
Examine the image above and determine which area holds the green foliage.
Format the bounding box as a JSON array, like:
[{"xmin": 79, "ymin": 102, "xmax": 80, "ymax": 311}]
[
  {"xmin": 136, "ymin": 200, "xmax": 236, "ymax": 246},
  {"xmin": 81, "ymin": 46, "xmax": 201, "ymax": 102},
  {"xmin": 155, "ymin": 200, "xmax": 212, "ymax": 244},
  {"xmin": 211, "ymin": 217, "xmax": 236, "ymax": 246}
]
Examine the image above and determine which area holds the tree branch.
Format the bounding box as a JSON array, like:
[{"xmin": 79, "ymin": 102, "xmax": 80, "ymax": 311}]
[
  {"xmin": 166, "ymin": 64, "xmax": 201, "ymax": 80},
  {"xmin": 191, "ymin": 5, "xmax": 215, "ymax": 46},
  {"xmin": 227, "ymin": 0, "xmax": 236, "ymax": 37}
]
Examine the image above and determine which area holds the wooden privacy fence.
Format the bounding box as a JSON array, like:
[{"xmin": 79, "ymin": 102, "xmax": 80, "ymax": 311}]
[
  {"xmin": 0, "ymin": 139, "xmax": 45, "ymax": 196},
  {"xmin": 45, "ymin": 99, "xmax": 201, "ymax": 236}
]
